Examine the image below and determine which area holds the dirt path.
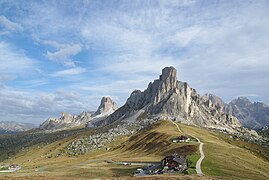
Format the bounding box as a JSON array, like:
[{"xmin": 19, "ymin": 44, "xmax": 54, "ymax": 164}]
[
  {"xmin": 196, "ymin": 141, "xmax": 204, "ymax": 175},
  {"xmin": 169, "ymin": 120, "xmax": 204, "ymax": 175},
  {"xmin": 0, "ymin": 168, "xmax": 20, "ymax": 173}
]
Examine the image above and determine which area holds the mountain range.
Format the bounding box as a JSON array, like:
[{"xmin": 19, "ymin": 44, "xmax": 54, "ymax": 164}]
[
  {"xmin": 226, "ymin": 97, "xmax": 269, "ymax": 129},
  {"xmin": 2, "ymin": 66, "xmax": 268, "ymax": 132},
  {"xmin": 40, "ymin": 96, "xmax": 118, "ymax": 130},
  {"xmin": 94, "ymin": 66, "xmax": 241, "ymax": 131},
  {"xmin": 36, "ymin": 66, "xmax": 269, "ymax": 131},
  {"xmin": 0, "ymin": 121, "xmax": 36, "ymax": 134}
]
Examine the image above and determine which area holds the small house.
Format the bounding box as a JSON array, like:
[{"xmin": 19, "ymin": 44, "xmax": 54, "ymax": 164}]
[
  {"xmin": 161, "ymin": 154, "xmax": 187, "ymax": 172},
  {"xmin": 172, "ymin": 135, "xmax": 190, "ymax": 143},
  {"xmin": 8, "ymin": 164, "xmax": 21, "ymax": 170},
  {"xmin": 178, "ymin": 135, "xmax": 190, "ymax": 142}
]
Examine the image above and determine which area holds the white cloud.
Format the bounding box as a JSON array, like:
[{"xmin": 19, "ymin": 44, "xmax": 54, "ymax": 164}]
[
  {"xmin": 46, "ymin": 44, "xmax": 82, "ymax": 67},
  {"xmin": 1, "ymin": 0, "xmax": 269, "ymax": 124},
  {"xmin": 0, "ymin": 15, "xmax": 22, "ymax": 32},
  {"xmin": 0, "ymin": 86, "xmax": 98, "ymax": 124},
  {"xmin": 51, "ymin": 67, "xmax": 86, "ymax": 77}
]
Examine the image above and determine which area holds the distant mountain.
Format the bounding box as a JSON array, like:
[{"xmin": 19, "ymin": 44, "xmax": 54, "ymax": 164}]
[
  {"xmin": 94, "ymin": 66, "xmax": 240, "ymax": 130},
  {"xmin": 0, "ymin": 121, "xmax": 36, "ymax": 134},
  {"xmin": 226, "ymin": 97, "xmax": 269, "ymax": 129},
  {"xmin": 40, "ymin": 96, "xmax": 118, "ymax": 130}
]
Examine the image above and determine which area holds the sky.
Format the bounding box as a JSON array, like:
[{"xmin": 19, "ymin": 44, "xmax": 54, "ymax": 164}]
[{"xmin": 1, "ymin": 0, "xmax": 269, "ymax": 124}]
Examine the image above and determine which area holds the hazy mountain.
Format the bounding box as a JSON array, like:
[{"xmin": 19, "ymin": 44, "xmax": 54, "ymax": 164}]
[
  {"xmin": 226, "ymin": 97, "xmax": 269, "ymax": 129},
  {"xmin": 94, "ymin": 66, "xmax": 240, "ymax": 130},
  {"xmin": 40, "ymin": 96, "xmax": 118, "ymax": 130},
  {"xmin": 0, "ymin": 121, "xmax": 36, "ymax": 133}
]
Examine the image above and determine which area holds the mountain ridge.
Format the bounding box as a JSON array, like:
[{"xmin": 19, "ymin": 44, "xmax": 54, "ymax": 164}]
[
  {"xmin": 40, "ymin": 96, "xmax": 118, "ymax": 131},
  {"xmin": 226, "ymin": 97, "xmax": 269, "ymax": 129},
  {"xmin": 93, "ymin": 66, "xmax": 240, "ymax": 130},
  {"xmin": 0, "ymin": 121, "xmax": 36, "ymax": 133}
]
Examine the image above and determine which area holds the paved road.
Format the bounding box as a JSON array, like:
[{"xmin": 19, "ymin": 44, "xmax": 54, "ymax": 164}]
[{"xmin": 169, "ymin": 120, "xmax": 204, "ymax": 176}]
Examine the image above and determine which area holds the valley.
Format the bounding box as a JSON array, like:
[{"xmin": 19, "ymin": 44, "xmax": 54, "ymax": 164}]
[{"xmin": 1, "ymin": 120, "xmax": 269, "ymax": 179}]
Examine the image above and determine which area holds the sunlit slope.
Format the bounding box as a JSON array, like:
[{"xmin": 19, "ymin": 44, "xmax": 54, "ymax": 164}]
[
  {"xmin": 1, "ymin": 120, "xmax": 269, "ymax": 179},
  {"xmin": 0, "ymin": 121, "xmax": 199, "ymax": 179},
  {"xmin": 177, "ymin": 123, "xmax": 269, "ymax": 179},
  {"xmin": 107, "ymin": 120, "xmax": 198, "ymax": 162}
]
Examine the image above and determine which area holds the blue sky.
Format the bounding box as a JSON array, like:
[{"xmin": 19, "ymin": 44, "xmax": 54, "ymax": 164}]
[{"xmin": 1, "ymin": 0, "xmax": 269, "ymax": 124}]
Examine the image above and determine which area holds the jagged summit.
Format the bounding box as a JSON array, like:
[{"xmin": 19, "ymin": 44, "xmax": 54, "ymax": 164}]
[
  {"xmin": 231, "ymin": 97, "xmax": 252, "ymax": 107},
  {"xmin": 40, "ymin": 96, "xmax": 118, "ymax": 131},
  {"xmin": 94, "ymin": 97, "xmax": 118, "ymax": 116},
  {"xmin": 226, "ymin": 97, "xmax": 269, "ymax": 129},
  {"xmin": 159, "ymin": 66, "xmax": 177, "ymax": 86},
  {"xmin": 94, "ymin": 66, "xmax": 241, "ymax": 130}
]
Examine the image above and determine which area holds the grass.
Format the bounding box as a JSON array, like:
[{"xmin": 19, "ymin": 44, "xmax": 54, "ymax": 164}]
[
  {"xmin": 0, "ymin": 167, "xmax": 8, "ymax": 171},
  {"xmin": 185, "ymin": 154, "xmax": 200, "ymax": 174},
  {"xmin": 1, "ymin": 120, "xmax": 269, "ymax": 179},
  {"xmin": 0, "ymin": 121, "xmax": 199, "ymax": 179},
  {"xmin": 177, "ymin": 122, "xmax": 269, "ymax": 179}
]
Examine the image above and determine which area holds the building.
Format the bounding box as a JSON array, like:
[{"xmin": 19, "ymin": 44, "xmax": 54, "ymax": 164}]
[
  {"xmin": 8, "ymin": 164, "xmax": 21, "ymax": 170},
  {"xmin": 172, "ymin": 135, "xmax": 190, "ymax": 143},
  {"xmin": 178, "ymin": 135, "xmax": 190, "ymax": 142},
  {"xmin": 161, "ymin": 154, "xmax": 187, "ymax": 172}
]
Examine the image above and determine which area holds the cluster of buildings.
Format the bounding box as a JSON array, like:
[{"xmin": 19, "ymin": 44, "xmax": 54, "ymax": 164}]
[{"xmin": 135, "ymin": 153, "xmax": 188, "ymax": 176}]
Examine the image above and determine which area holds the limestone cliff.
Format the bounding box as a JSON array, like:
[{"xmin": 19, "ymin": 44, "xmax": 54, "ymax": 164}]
[
  {"xmin": 40, "ymin": 96, "xmax": 118, "ymax": 130},
  {"xmin": 95, "ymin": 66, "xmax": 241, "ymax": 130},
  {"xmin": 226, "ymin": 97, "xmax": 269, "ymax": 129}
]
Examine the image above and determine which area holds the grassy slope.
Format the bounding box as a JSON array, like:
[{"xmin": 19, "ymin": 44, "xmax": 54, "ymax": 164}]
[
  {"xmin": 1, "ymin": 120, "xmax": 269, "ymax": 179},
  {"xmin": 0, "ymin": 121, "xmax": 199, "ymax": 179},
  {"xmin": 177, "ymin": 123, "xmax": 269, "ymax": 179}
]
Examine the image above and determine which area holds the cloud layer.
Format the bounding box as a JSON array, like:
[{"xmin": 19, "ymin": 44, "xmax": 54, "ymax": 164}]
[{"xmin": 1, "ymin": 0, "xmax": 269, "ymax": 124}]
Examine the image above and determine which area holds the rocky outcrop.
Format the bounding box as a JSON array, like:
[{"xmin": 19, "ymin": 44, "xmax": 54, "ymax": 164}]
[
  {"xmin": 94, "ymin": 97, "xmax": 118, "ymax": 116},
  {"xmin": 0, "ymin": 121, "xmax": 36, "ymax": 133},
  {"xmin": 94, "ymin": 66, "xmax": 241, "ymax": 130},
  {"xmin": 66, "ymin": 118, "xmax": 158, "ymax": 156},
  {"xmin": 226, "ymin": 97, "xmax": 269, "ymax": 129},
  {"xmin": 40, "ymin": 96, "xmax": 118, "ymax": 131},
  {"xmin": 40, "ymin": 111, "xmax": 92, "ymax": 130}
]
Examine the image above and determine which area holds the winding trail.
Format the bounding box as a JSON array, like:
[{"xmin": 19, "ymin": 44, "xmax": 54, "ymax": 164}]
[{"xmin": 169, "ymin": 120, "xmax": 204, "ymax": 176}]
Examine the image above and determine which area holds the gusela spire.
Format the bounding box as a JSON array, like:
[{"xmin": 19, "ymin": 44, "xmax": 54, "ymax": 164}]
[
  {"xmin": 152, "ymin": 66, "xmax": 178, "ymax": 103},
  {"xmin": 159, "ymin": 66, "xmax": 177, "ymax": 89}
]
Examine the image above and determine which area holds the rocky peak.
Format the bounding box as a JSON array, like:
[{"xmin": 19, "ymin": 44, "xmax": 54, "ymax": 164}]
[
  {"xmin": 96, "ymin": 66, "xmax": 241, "ymax": 130},
  {"xmin": 95, "ymin": 97, "xmax": 118, "ymax": 115},
  {"xmin": 159, "ymin": 66, "xmax": 177, "ymax": 85},
  {"xmin": 227, "ymin": 97, "xmax": 269, "ymax": 129},
  {"xmin": 202, "ymin": 93, "xmax": 226, "ymax": 112},
  {"xmin": 231, "ymin": 97, "xmax": 252, "ymax": 107}
]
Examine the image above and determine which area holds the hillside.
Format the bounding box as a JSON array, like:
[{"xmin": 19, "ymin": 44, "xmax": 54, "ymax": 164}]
[
  {"xmin": 1, "ymin": 120, "xmax": 269, "ymax": 179},
  {"xmin": 258, "ymin": 125, "xmax": 269, "ymax": 139}
]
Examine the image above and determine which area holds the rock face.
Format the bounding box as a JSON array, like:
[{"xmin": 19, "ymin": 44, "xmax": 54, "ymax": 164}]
[
  {"xmin": 0, "ymin": 121, "xmax": 36, "ymax": 133},
  {"xmin": 40, "ymin": 111, "xmax": 92, "ymax": 130},
  {"xmin": 40, "ymin": 97, "xmax": 118, "ymax": 131},
  {"xmin": 226, "ymin": 97, "xmax": 269, "ymax": 129},
  {"xmin": 86, "ymin": 97, "xmax": 118, "ymax": 127},
  {"xmin": 94, "ymin": 66, "xmax": 241, "ymax": 130},
  {"xmin": 94, "ymin": 97, "xmax": 118, "ymax": 116}
]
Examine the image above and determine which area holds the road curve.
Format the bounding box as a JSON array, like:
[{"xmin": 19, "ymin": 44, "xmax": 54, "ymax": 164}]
[
  {"xmin": 169, "ymin": 120, "xmax": 204, "ymax": 175},
  {"xmin": 196, "ymin": 142, "xmax": 204, "ymax": 175}
]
